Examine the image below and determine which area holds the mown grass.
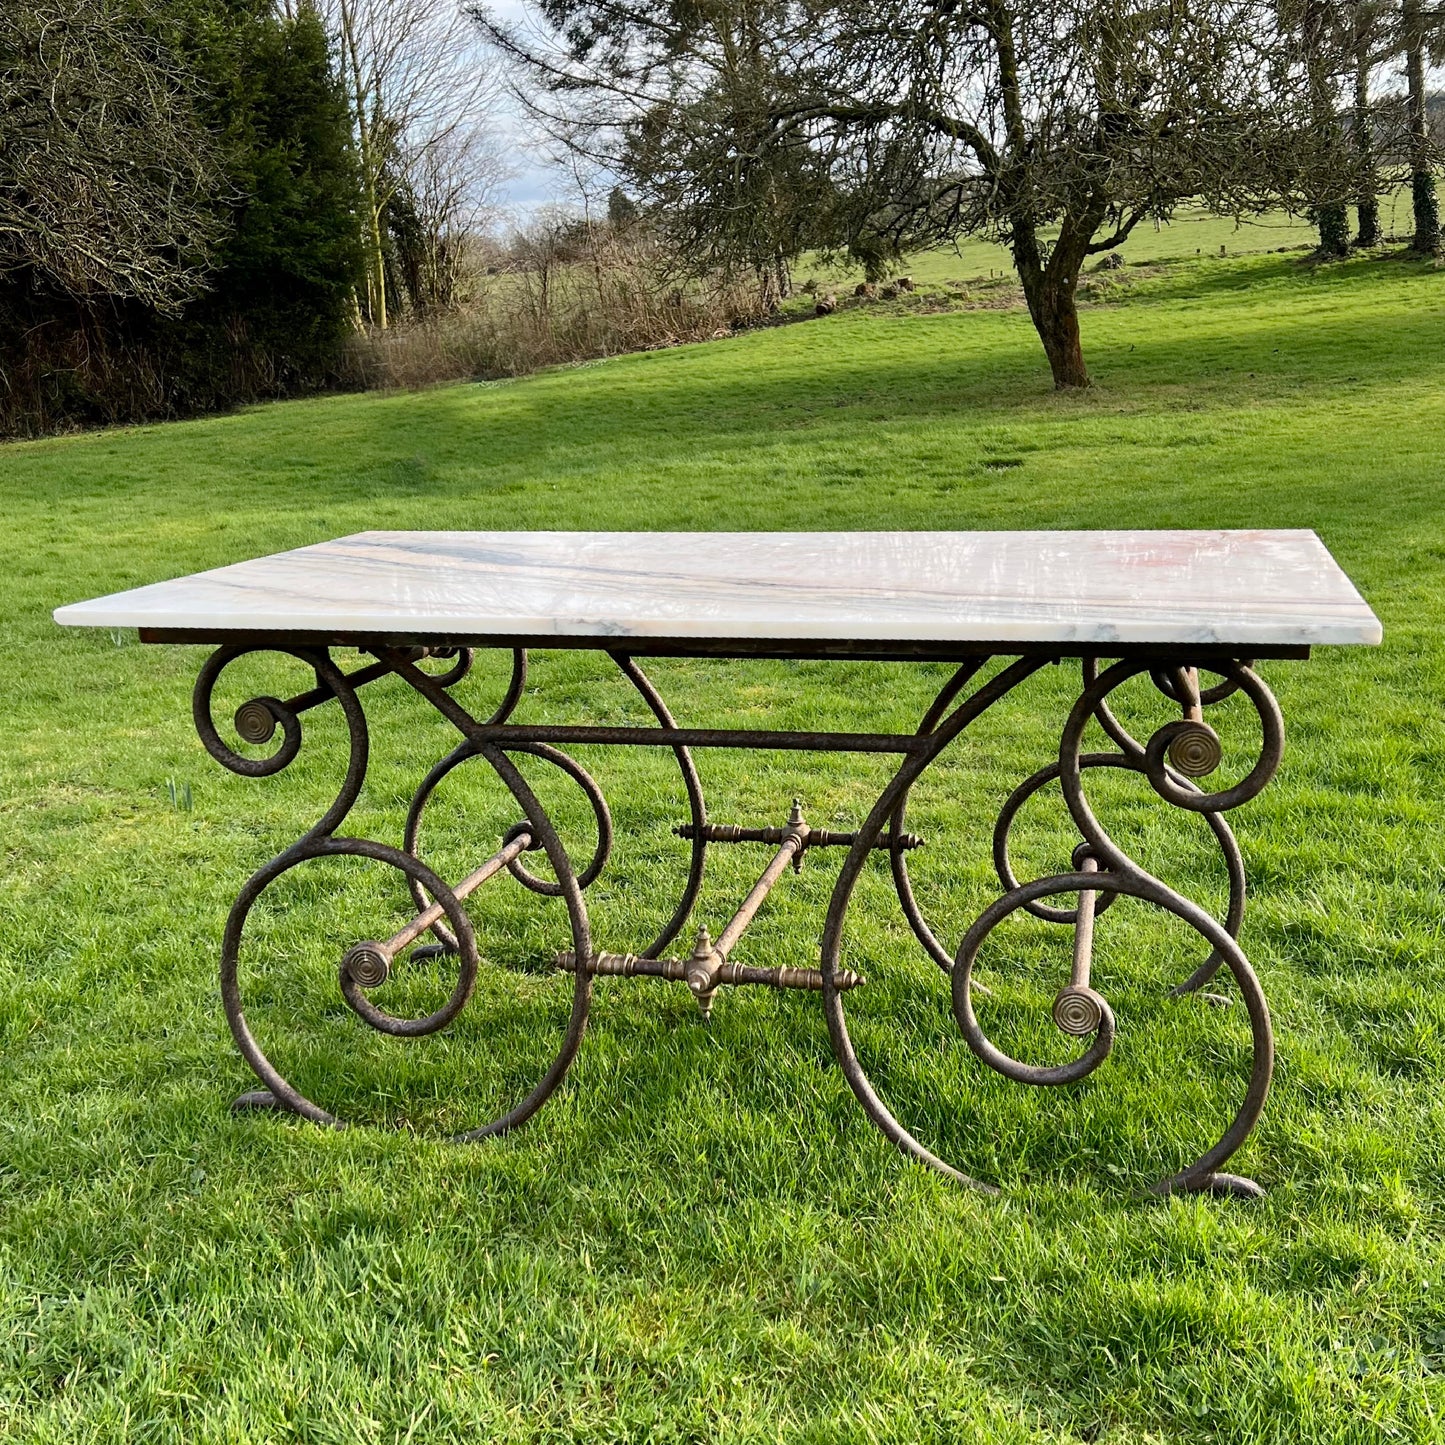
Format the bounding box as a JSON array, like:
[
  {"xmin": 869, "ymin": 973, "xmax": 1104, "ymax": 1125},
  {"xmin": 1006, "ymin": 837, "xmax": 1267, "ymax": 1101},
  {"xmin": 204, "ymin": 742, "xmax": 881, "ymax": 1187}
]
[{"xmin": 2, "ymin": 249, "xmax": 1445, "ymax": 1442}]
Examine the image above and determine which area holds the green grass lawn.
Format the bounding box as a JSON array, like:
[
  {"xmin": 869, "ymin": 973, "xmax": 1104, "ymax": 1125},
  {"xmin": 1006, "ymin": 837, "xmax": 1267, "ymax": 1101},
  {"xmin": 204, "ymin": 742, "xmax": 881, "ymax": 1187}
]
[{"xmin": 4, "ymin": 250, "xmax": 1445, "ymax": 1442}]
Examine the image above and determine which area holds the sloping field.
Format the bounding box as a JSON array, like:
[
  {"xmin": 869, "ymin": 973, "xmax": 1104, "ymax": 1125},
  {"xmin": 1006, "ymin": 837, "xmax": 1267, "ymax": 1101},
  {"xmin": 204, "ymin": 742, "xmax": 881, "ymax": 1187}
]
[
  {"xmin": 2, "ymin": 252, "xmax": 1444, "ymax": 1441},
  {"xmin": 802, "ymin": 198, "xmax": 1431, "ymax": 292}
]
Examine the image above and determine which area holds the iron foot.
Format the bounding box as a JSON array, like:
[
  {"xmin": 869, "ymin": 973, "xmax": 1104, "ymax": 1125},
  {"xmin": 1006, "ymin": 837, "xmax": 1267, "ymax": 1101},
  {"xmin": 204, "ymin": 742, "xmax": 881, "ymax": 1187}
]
[
  {"xmin": 231, "ymin": 1089, "xmax": 291, "ymax": 1114},
  {"xmin": 1153, "ymin": 1171, "xmax": 1265, "ymax": 1200}
]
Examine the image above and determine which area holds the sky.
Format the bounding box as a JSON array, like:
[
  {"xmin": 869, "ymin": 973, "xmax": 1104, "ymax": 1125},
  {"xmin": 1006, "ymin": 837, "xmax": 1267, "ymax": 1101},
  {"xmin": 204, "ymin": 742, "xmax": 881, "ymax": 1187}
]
[{"xmin": 477, "ymin": 0, "xmax": 603, "ymax": 220}]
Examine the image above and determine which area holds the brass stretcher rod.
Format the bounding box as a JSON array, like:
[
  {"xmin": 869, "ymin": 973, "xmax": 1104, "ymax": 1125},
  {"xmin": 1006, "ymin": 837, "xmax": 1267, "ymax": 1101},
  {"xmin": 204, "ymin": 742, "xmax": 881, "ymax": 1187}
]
[
  {"xmin": 1046, "ymin": 851, "xmax": 1111, "ymax": 1039},
  {"xmin": 1071, "ymin": 853, "xmax": 1098, "ymax": 994},
  {"xmin": 376, "ymin": 829, "xmax": 533, "ymax": 961},
  {"xmin": 676, "ymin": 821, "xmax": 923, "ymax": 850},
  {"xmin": 556, "ymin": 803, "xmax": 867, "ymax": 1017},
  {"xmin": 712, "ymin": 808, "xmax": 808, "ymax": 960}
]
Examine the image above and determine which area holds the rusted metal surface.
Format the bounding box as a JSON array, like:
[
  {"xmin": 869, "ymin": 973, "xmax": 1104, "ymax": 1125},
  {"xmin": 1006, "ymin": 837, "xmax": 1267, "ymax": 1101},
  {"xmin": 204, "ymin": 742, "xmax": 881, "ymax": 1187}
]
[
  {"xmin": 445, "ymin": 721, "xmax": 923, "ymax": 754},
  {"xmin": 556, "ymin": 949, "xmax": 866, "ymax": 996},
  {"xmin": 144, "ymin": 624, "xmax": 1314, "ymax": 662},
  {"xmin": 190, "ymin": 634, "xmax": 1289, "ymax": 1199},
  {"xmin": 677, "ymin": 821, "xmax": 924, "ymax": 851}
]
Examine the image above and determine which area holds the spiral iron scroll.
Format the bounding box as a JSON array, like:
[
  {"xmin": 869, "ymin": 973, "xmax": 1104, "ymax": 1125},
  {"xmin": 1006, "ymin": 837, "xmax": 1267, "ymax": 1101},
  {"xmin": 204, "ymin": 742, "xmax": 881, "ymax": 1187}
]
[
  {"xmin": 824, "ymin": 656, "xmax": 1283, "ymax": 1197},
  {"xmin": 895, "ymin": 659, "xmax": 1251, "ymax": 992},
  {"xmin": 195, "ymin": 644, "xmax": 594, "ymax": 1138}
]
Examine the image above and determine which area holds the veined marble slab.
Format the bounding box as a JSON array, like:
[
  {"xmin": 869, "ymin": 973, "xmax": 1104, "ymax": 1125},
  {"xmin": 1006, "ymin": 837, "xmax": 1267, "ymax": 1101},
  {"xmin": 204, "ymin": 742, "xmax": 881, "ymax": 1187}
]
[{"xmin": 53, "ymin": 530, "xmax": 1382, "ymax": 649}]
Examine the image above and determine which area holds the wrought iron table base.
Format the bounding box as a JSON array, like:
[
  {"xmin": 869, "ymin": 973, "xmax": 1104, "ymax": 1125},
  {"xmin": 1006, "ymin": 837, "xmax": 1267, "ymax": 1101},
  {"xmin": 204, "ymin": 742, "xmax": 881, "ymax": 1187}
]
[{"xmin": 192, "ymin": 640, "xmax": 1283, "ymax": 1198}]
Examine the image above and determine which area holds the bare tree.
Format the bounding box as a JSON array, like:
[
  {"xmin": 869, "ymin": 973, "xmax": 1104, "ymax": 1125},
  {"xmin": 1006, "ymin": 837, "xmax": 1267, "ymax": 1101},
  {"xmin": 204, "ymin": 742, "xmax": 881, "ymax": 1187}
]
[
  {"xmin": 318, "ymin": 0, "xmax": 504, "ymax": 326},
  {"xmin": 0, "ymin": 0, "xmax": 222, "ymax": 311},
  {"xmin": 1289, "ymin": 0, "xmax": 1353, "ymax": 255},
  {"xmin": 1351, "ymin": 0, "xmax": 1386, "ymax": 244},
  {"xmin": 395, "ymin": 121, "xmax": 510, "ymax": 310},
  {"xmin": 1401, "ymin": 0, "xmax": 1440, "ymax": 250},
  {"xmin": 480, "ymin": 0, "xmax": 1332, "ymax": 388}
]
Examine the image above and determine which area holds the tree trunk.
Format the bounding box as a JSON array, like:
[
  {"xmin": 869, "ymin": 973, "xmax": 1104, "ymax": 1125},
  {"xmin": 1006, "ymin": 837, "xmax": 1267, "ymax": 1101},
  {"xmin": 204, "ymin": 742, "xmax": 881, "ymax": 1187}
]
[
  {"xmin": 366, "ymin": 192, "xmax": 388, "ymax": 329},
  {"xmin": 1316, "ymin": 206, "xmax": 1350, "ymax": 256},
  {"xmin": 1404, "ymin": 0, "xmax": 1440, "ymax": 253},
  {"xmin": 1304, "ymin": 0, "xmax": 1348, "ymax": 257},
  {"xmin": 339, "ymin": 0, "xmax": 388, "ymax": 327},
  {"xmin": 1356, "ymin": 194, "xmax": 1380, "ymax": 248},
  {"xmin": 1013, "ymin": 222, "xmax": 1090, "ymax": 388},
  {"xmin": 1353, "ymin": 17, "xmax": 1379, "ymax": 246},
  {"xmin": 1017, "ymin": 267, "xmax": 1089, "ymax": 387},
  {"xmin": 1033, "ymin": 279, "xmax": 1088, "ymax": 388}
]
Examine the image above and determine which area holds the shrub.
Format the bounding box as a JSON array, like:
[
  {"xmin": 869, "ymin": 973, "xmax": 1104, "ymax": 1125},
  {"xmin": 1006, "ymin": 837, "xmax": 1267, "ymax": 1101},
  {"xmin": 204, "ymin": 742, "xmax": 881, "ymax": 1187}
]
[{"xmin": 345, "ymin": 221, "xmax": 765, "ymax": 389}]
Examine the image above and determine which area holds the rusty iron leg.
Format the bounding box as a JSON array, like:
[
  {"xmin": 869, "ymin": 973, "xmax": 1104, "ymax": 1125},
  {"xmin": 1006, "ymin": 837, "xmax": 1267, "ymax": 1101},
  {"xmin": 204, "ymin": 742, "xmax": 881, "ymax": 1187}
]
[
  {"xmin": 198, "ymin": 643, "xmax": 593, "ymax": 1138},
  {"xmin": 821, "ymin": 654, "xmax": 1281, "ymax": 1197},
  {"xmin": 196, "ymin": 638, "xmax": 1283, "ymax": 1200}
]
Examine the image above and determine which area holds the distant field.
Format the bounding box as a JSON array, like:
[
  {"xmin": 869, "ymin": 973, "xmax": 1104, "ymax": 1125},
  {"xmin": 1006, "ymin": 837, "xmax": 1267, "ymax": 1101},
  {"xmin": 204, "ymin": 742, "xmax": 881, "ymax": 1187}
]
[
  {"xmin": 3, "ymin": 251, "xmax": 1445, "ymax": 1441},
  {"xmin": 804, "ymin": 197, "xmax": 1425, "ymax": 292}
]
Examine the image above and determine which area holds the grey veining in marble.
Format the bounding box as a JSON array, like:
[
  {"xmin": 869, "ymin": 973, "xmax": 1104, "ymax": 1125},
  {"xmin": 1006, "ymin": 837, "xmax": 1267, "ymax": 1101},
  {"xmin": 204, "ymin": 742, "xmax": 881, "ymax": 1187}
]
[{"xmin": 53, "ymin": 530, "xmax": 1382, "ymax": 648}]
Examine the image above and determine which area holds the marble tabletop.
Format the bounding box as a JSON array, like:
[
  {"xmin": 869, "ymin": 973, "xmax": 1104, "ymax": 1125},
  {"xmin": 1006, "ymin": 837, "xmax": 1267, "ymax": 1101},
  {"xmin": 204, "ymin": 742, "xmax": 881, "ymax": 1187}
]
[{"xmin": 53, "ymin": 530, "xmax": 1381, "ymax": 652}]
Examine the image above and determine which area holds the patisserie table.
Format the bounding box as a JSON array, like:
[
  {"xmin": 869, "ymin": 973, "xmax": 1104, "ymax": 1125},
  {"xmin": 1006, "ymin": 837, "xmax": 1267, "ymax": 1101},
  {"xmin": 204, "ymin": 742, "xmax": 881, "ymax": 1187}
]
[{"xmin": 54, "ymin": 530, "xmax": 1381, "ymax": 1196}]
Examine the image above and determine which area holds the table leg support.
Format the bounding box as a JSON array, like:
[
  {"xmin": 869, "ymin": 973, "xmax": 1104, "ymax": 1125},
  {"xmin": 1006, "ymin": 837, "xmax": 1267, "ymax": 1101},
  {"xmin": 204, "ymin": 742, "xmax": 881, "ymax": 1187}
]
[
  {"xmin": 555, "ymin": 801, "xmax": 869, "ymax": 1016},
  {"xmin": 192, "ymin": 641, "xmax": 1285, "ymax": 1195},
  {"xmin": 824, "ymin": 655, "xmax": 1283, "ymax": 1197},
  {"xmin": 195, "ymin": 644, "xmax": 594, "ymax": 1139}
]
